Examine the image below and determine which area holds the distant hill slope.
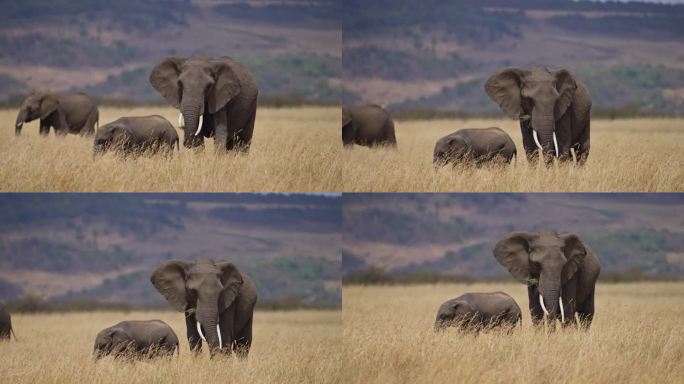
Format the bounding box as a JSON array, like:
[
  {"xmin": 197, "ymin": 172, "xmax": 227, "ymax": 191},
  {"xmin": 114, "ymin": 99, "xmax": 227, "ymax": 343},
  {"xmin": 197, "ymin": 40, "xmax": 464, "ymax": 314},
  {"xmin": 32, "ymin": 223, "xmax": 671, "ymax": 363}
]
[
  {"xmin": 0, "ymin": 194, "xmax": 341, "ymax": 308},
  {"xmin": 342, "ymin": 0, "xmax": 684, "ymax": 115},
  {"xmin": 0, "ymin": 0, "xmax": 340, "ymax": 104},
  {"xmin": 342, "ymin": 194, "xmax": 684, "ymax": 279}
]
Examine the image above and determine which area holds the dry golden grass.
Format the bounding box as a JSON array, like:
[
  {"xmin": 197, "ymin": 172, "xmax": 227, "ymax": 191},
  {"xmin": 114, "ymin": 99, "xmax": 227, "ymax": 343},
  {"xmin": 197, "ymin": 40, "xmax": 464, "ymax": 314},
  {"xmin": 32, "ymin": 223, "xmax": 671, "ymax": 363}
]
[
  {"xmin": 0, "ymin": 309, "xmax": 341, "ymax": 384},
  {"xmin": 342, "ymin": 118, "xmax": 684, "ymax": 191},
  {"xmin": 0, "ymin": 106, "xmax": 341, "ymax": 192},
  {"xmin": 342, "ymin": 282, "xmax": 684, "ymax": 384}
]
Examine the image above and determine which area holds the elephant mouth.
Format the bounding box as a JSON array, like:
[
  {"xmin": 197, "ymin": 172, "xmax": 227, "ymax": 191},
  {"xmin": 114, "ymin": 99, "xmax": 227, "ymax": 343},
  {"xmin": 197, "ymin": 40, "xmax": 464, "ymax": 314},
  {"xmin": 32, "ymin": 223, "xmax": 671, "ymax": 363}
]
[
  {"xmin": 539, "ymin": 294, "xmax": 565, "ymax": 322},
  {"xmin": 532, "ymin": 130, "xmax": 559, "ymax": 158},
  {"xmin": 196, "ymin": 320, "xmax": 223, "ymax": 349}
]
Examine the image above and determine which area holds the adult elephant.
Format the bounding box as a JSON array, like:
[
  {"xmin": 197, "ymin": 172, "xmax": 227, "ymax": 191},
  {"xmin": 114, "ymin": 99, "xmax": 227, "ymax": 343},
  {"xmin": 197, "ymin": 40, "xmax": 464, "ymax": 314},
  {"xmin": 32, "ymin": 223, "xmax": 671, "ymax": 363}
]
[
  {"xmin": 151, "ymin": 258, "xmax": 257, "ymax": 358},
  {"xmin": 342, "ymin": 105, "xmax": 397, "ymax": 147},
  {"xmin": 485, "ymin": 66, "xmax": 591, "ymax": 164},
  {"xmin": 15, "ymin": 91, "xmax": 99, "ymax": 137},
  {"xmin": 0, "ymin": 303, "xmax": 17, "ymax": 340},
  {"xmin": 149, "ymin": 55, "xmax": 258, "ymax": 152},
  {"xmin": 493, "ymin": 230, "xmax": 600, "ymax": 329}
]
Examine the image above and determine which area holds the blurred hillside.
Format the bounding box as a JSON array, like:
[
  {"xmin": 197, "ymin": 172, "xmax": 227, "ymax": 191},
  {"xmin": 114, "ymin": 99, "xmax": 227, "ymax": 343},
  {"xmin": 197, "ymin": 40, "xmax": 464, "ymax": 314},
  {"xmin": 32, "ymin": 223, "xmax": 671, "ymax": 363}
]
[
  {"xmin": 0, "ymin": 0, "xmax": 340, "ymax": 105},
  {"xmin": 0, "ymin": 194, "xmax": 341, "ymax": 308},
  {"xmin": 342, "ymin": 0, "xmax": 684, "ymax": 116},
  {"xmin": 342, "ymin": 194, "xmax": 684, "ymax": 282}
]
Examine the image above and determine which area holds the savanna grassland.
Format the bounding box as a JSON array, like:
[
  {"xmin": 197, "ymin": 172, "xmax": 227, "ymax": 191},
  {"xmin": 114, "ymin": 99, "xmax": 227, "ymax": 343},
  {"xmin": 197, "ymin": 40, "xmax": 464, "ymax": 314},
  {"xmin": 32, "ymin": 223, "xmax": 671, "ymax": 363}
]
[
  {"xmin": 342, "ymin": 282, "xmax": 684, "ymax": 384},
  {"xmin": 0, "ymin": 106, "xmax": 341, "ymax": 192},
  {"xmin": 0, "ymin": 309, "xmax": 341, "ymax": 384},
  {"xmin": 342, "ymin": 118, "xmax": 684, "ymax": 192}
]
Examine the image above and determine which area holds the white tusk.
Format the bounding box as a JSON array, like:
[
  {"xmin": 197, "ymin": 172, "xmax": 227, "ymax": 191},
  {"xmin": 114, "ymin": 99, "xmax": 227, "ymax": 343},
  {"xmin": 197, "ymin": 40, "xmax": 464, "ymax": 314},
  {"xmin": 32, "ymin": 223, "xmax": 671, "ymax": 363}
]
[
  {"xmin": 196, "ymin": 321, "xmax": 207, "ymax": 342},
  {"xmin": 559, "ymin": 297, "xmax": 565, "ymax": 323},
  {"xmin": 194, "ymin": 115, "xmax": 203, "ymax": 136},
  {"xmin": 178, "ymin": 113, "xmax": 185, "ymax": 128},
  {"xmin": 539, "ymin": 294, "xmax": 550, "ymax": 316},
  {"xmin": 552, "ymin": 132, "xmax": 559, "ymax": 157},
  {"xmin": 217, "ymin": 324, "xmax": 222, "ymax": 349},
  {"xmin": 532, "ymin": 130, "xmax": 543, "ymax": 151},
  {"xmin": 16, "ymin": 122, "xmax": 23, "ymax": 128}
]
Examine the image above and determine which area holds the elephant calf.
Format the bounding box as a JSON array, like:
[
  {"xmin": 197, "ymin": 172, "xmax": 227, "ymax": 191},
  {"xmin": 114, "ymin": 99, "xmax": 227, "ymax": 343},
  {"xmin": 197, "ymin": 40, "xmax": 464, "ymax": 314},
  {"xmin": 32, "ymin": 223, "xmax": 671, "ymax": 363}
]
[
  {"xmin": 0, "ymin": 303, "xmax": 17, "ymax": 341},
  {"xmin": 434, "ymin": 292, "xmax": 522, "ymax": 332},
  {"xmin": 94, "ymin": 320, "xmax": 179, "ymax": 359},
  {"xmin": 433, "ymin": 127, "xmax": 516, "ymax": 166},
  {"xmin": 94, "ymin": 115, "xmax": 179, "ymax": 156},
  {"xmin": 343, "ymin": 105, "xmax": 397, "ymax": 147}
]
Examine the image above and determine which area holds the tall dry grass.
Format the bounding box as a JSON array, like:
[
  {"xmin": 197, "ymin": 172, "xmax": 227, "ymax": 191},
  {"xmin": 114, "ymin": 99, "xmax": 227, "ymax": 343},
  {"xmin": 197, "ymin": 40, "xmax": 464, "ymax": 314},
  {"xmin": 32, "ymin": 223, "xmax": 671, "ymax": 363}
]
[
  {"xmin": 342, "ymin": 118, "xmax": 684, "ymax": 191},
  {"xmin": 342, "ymin": 282, "xmax": 684, "ymax": 384},
  {"xmin": 0, "ymin": 309, "xmax": 341, "ymax": 384},
  {"xmin": 0, "ymin": 106, "xmax": 341, "ymax": 192}
]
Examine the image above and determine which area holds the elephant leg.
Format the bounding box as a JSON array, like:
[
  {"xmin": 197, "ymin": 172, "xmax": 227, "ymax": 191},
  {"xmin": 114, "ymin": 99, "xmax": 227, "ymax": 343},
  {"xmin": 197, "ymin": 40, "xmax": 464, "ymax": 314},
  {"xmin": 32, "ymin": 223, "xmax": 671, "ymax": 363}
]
[
  {"xmin": 560, "ymin": 279, "xmax": 578, "ymax": 328},
  {"xmin": 574, "ymin": 123, "xmax": 590, "ymax": 165},
  {"xmin": 234, "ymin": 316, "xmax": 253, "ymax": 359},
  {"xmin": 80, "ymin": 110, "xmax": 98, "ymax": 136},
  {"xmin": 39, "ymin": 120, "xmax": 50, "ymax": 136},
  {"xmin": 520, "ymin": 121, "xmax": 539, "ymax": 163},
  {"xmin": 228, "ymin": 103, "xmax": 256, "ymax": 153},
  {"xmin": 217, "ymin": 309, "xmax": 235, "ymax": 357},
  {"xmin": 527, "ymin": 285, "xmax": 544, "ymax": 326},
  {"xmin": 213, "ymin": 111, "xmax": 229, "ymax": 154},
  {"xmin": 185, "ymin": 314, "xmax": 202, "ymax": 353},
  {"xmin": 576, "ymin": 288, "xmax": 595, "ymax": 330}
]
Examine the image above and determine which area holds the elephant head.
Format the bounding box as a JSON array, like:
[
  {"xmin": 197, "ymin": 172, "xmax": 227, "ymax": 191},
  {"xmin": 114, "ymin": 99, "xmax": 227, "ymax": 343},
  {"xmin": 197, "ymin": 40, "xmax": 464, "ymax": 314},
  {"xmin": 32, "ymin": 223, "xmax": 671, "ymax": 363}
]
[
  {"xmin": 149, "ymin": 56, "xmax": 241, "ymax": 149},
  {"xmin": 93, "ymin": 124, "xmax": 125, "ymax": 155},
  {"xmin": 485, "ymin": 67, "xmax": 577, "ymax": 160},
  {"xmin": 151, "ymin": 258, "xmax": 243, "ymax": 353},
  {"xmin": 434, "ymin": 300, "xmax": 478, "ymax": 331},
  {"xmin": 15, "ymin": 91, "xmax": 59, "ymax": 136},
  {"xmin": 433, "ymin": 135, "xmax": 471, "ymax": 165},
  {"xmin": 93, "ymin": 327, "xmax": 130, "ymax": 360},
  {"xmin": 493, "ymin": 230, "xmax": 587, "ymax": 322}
]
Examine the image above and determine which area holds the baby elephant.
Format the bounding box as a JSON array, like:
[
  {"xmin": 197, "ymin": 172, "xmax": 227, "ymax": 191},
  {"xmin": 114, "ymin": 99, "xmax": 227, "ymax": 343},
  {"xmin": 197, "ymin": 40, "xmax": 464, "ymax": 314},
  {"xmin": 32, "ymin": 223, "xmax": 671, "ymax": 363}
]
[
  {"xmin": 433, "ymin": 127, "xmax": 516, "ymax": 166},
  {"xmin": 94, "ymin": 320, "xmax": 179, "ymax": 359},
  {"xmin": 343, "ymin": 105, "xmax": 397, "ymax": 147},
  {"xmin": 434, "ymin": 292, "xmax": 522, "ymax": 332},
  {"xmin": 94, "ymin": 115, "xmax": 179, "ymax": 156}
]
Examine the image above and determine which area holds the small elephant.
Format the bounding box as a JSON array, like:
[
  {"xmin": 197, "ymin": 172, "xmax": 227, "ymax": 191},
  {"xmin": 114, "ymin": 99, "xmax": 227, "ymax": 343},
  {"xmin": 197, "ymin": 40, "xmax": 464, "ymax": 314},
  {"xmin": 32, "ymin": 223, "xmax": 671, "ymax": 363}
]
[
  {"xmin": 151, "ymin": 258, "xmax": 257, "ymax": 358},
  {"xmin": 493, "ymin": 230, "xmax": 601, "ymax": 329},
  {"xmin": 433, "ymin": 127, "xmax": 516, "ymax": 166},
  {"xmin": 149, "ymin": 55, "xmax": 258, "ymax": 152},
  {"xmin": 93, "ymin": 320, "xmax": 179, "ymax": 359},
  {"xmin": 434, "ymin": 292, "xmax": 522, "ymax": 332},
  {"xmin": 0, "ymin": 303, "xmax": 17, "ymax": 340},
  {"xmin": 342, "ymin": 105, "xmax": 397, "ymax": 147},
  {"xmin": 15, "ymin": 91, "xmax": 99, "ymax": 137},
  {"xmin": 485, "ymin": 66, "xmax": 591, "ymax": 164},
  {"xmin": 93, "ymin": 115, "xmax": 179, "ymax": 156}
]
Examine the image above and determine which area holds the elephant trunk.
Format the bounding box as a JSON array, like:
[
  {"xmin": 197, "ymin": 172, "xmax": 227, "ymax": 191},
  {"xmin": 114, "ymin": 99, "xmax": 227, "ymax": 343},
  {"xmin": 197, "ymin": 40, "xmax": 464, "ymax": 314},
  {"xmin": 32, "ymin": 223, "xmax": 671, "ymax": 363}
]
[
  {"xmin": 539, "ymin": 272, "xmax": 562, "ymax": 322},
  {"xmin": 15, "ymin": 109, "xmax": 25, "ymax": 136},
  {"xmin": 196, "ymin": 299, "xmax": 221, "ymax": 354},
  {"xmin": 180, "ymin": 99, "xmax": 204, "ymax": 148},
  {"xmin": 531, "ymin": 112, "xmax": 557, "ymax": 161}
]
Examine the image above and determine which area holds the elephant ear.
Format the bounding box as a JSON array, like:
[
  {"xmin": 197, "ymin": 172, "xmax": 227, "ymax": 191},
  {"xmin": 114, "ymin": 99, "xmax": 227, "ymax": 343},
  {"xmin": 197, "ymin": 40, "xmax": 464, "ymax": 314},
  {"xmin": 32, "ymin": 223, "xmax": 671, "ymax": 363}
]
[
  {"xmin": 560, "ymin": 232, "xmax": 587, "ymax": 283},
  {"xmin": 553, "ymin": 69, "xmax": 577, "ymax": 118},
  {"xmin": 217, "ymin": 262, "xmax": 244, "ymax": 312},
  {"xmin": 149, "ymin": 57, "xmax": 186, "ymax": 108},
  {"xmin": 208, "ymin": 61, "xmax": 241, "ymax": 114},
  {"xmin": 39, "ymin": 93, "xmax": 59, "ymax": 119},
  {"xmin": 484, "ymin": 68, "xmax": 529, "ymax": 119},
  {"xmin": 150, "ymin": 260, "xmax": 192, "ymax": 312},
  {"xmin": 493, "ymin": 232, "xmax": 534, "ymax": 284}
]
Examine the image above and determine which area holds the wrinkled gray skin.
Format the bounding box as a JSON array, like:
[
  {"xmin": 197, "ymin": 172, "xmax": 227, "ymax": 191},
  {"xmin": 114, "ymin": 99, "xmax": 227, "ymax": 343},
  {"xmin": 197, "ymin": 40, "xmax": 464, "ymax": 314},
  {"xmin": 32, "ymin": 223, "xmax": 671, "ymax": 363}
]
[
  {"xmin": 493, "ymin": 230, "xmax": 601, "ymax": 329},
  {"xmin": 0, "ymin": 303, "xmax": 17, "ymax": 340},
  {"xmin": 342, "ymin": 105, "xmax": 396, "ymax": 147},
  {"xmin": 94, "ymin": 115, "xmax": 179, "ymax": 156},
  {"xmin": 93, "ymin": 320, "xmax": 179, "ymax": 360},
  {"xmin": 433, "ymin": 127, "xmax": 516, "ymax": 166},
  {"xmin": 149, "ymin": 56, "xmax": 258, "ymax": 152},
  {"xmin": 434, "ymin": 292, "xmax": 521, "ymax": 332},
  {"xmin": 485, "ymin": 66, "xmax": 591, "ymax": 164},
  {"xmin": 15, "ymin": 91, "xmax": 99, "ymax": 137},
  {"xmin": 151, "ymin": 258, "xmax": 257, "ymax": 358}
]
